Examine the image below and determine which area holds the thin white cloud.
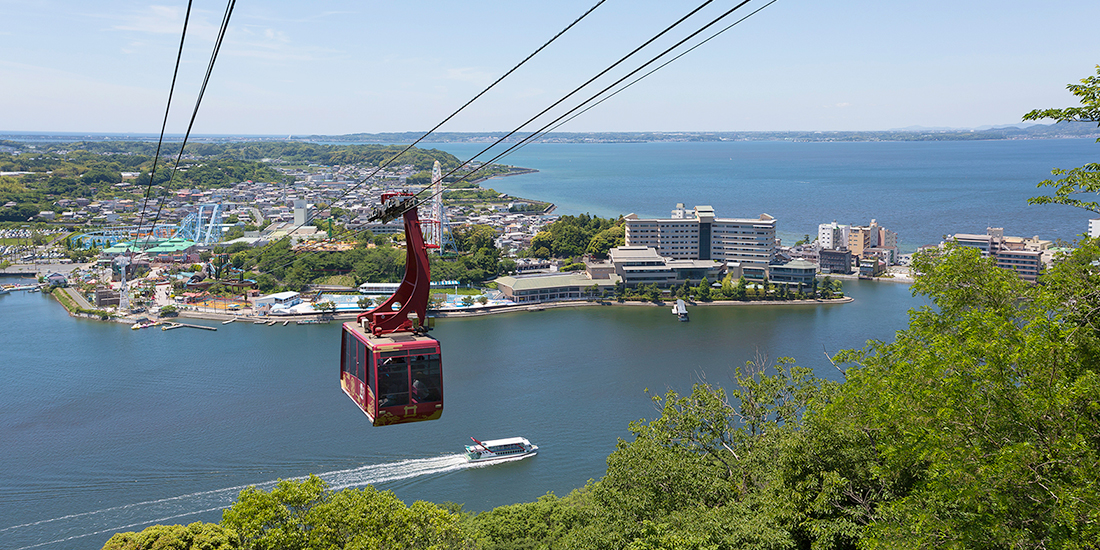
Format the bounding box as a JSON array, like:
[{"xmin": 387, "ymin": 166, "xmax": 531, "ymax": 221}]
[
  {"xmin": 445, "ymin": 67, "xmax": 494, "ymax": 85},
  {"xmin": 112, "ymin": 5, "xmax": 185, "ymax": 34},
  {"xmin": 109, "ymin": 4, "xmax": 221, "ymax": 41}
]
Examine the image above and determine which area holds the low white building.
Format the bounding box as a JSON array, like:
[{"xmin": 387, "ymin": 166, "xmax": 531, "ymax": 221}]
[{"xmin": 253, "ymin": 291, "xmax": 301, "ymax": 315}]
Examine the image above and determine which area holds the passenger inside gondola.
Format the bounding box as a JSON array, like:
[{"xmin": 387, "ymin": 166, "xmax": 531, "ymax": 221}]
[
  {"xmin": 409, "ymin": 353, "xmax": 441, "ymax": 402},
  {"xmin": 378, "ymin": 356, "xmax": 409, "ymax": 407}
]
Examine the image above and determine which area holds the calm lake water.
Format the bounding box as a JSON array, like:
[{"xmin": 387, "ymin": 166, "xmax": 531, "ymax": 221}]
[
  {"xmin": 426, "ymin": 139, "xmax": 1098, "ymax": 250},
  {"xmin": 3, "ymin": 138, "xmax": 1096, "ymax": 549},
  {"xmin": 1, "ymin": 280, "xmax": 919, "ymax": 550}
]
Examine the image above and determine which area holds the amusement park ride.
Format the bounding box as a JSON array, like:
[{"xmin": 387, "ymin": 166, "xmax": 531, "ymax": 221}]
[{"xmin": 339, "ymin": 192, "xmax": 444, "ymax": 426}]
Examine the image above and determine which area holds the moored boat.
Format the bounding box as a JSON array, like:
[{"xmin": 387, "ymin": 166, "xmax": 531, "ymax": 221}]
[
  {"xmin": 672, "ymin": 299, "xmax": 689, "ymax": 321},
  {"xmin": 464, "ymin": 437, "xmax": 538, "ymax": 463},
  {"xmin": 131, "ymin": 318, "xmax": 158, "ymax": 330}
]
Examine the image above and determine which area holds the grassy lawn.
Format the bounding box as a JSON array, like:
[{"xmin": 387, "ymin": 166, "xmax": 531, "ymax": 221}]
[
  {"xmin": 317, "ymin": 274, "xmax": 356, "ymax": 287},
  {"xmin": 50, "ymin": 288, "xmax": 77, "ymax": 312},
  {"xmin": 431, "ymin": 288, "xmax": 482, "ymax": 296}
]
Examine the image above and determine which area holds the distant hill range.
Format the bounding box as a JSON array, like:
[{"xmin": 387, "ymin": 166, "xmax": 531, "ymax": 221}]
[
  {"xmin": 310, "ymin": 122, "xmax": 1100, "ymax": 144},
  {"xmin": 309, "ymin": 122, "xmax": 1099, "ymax": 144},
  {"xmin": 3, "ymin": 122, "xmax": 1097, "ymax": 145}
]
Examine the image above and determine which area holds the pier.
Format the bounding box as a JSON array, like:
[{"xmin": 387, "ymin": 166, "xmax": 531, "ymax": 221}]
[{"xmin": 162, "ymin": 322, "xmax": 217, "ymax": 331}]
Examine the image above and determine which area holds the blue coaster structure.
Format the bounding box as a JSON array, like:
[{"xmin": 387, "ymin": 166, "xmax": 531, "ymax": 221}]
[{"xmin": 74, "ymin": 203, "xmax": 224, "ymax": 248}]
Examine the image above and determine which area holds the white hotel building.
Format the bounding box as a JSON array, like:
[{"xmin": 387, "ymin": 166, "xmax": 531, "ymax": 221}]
[{"xmin": 623, "ymin": 204, "xmax": 777, "ymax": 279}]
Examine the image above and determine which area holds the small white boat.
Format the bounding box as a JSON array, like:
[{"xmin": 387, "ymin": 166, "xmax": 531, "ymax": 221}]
[{"xmin": 465, "ymin": 437, "xmax": 538, "ymax": 463}]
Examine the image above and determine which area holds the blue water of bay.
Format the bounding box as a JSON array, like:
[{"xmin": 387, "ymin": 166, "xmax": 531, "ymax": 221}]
[
  {"xmin": 425, "ymin": 139, "xmax": 1098, "ymax": 250},
  {"xmin": 1, "ymin": 280, "xmax": 918, "ymax": 550}
]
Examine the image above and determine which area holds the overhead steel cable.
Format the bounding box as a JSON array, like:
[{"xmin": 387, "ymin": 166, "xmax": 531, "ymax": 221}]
[
  {"xmin": 400, "ymin": 0, "xmax": 758, "ymax": 220},
  {"xmin": 144, "ymin": 0, "xmax": 237, "ymax": 244},
  {"xmin": 133, "ymin": 0, "xmax": 194, "ymax": 255},
  {"xmin": 257, "ymin": 0, "xmax": 772, "ymax": 275},
  {"xmin": 400, "ymin": 0, "xmax": 721, "ymax": 207},
  {"xmin": 239, "ymin": 0, "xmax": 609, "ymax": 269},
  {"xmin": 257, "ymin": 0, "xmax": 766, "ymax": 275},
  {"xmin": 522, "ymin": 0, "xmax": 779, "ymax": 150}
]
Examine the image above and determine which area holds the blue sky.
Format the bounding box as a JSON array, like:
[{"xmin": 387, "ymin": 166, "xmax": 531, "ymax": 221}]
[{"xmin": 2, "ymin": 0, "xmax": 1098, "ymax": 135}]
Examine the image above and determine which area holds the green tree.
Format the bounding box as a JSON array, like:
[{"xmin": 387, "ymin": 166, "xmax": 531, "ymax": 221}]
[
  {"xmin": 585, "ymin": 283, "xmax": 600, "ymax": 300},
  {"xmin": 1022, "ymin": 65, "xmax": 1100, "ymax": 213},
  {"xmin": 221, "ymin": 475, "xmax": 473, "ymax": 550},
  {"xmin": 586, "ymin": 225, "xmax": 625, "ymax": 259},
  {"xmin": 102, "ymin": 522, "xmax": 237, "ymax": 550},
  {"xmin": 733, "ymin": 276, "xmax": 748, "ymax": 301},
  {"xmin": 826, "ymin": 243, "xmax": 1100, "ymax": 548},
  {"xmin": 311, "ymin": 300, "xmax": 336, "ymax": 313},
  {"xmin": 718, "ymin": 273, "xmax": 734, "ymax": 299},
  {"xmin": 694, "ymin": 277, "xmax": 711, "ymax": 301},
  {"xmin": 454, "ymin": 224, "xmax": 496, "ymax": 254},
  {"xmin": 578, "ymin": 357, "xmax": 829, "ymax": 548}
]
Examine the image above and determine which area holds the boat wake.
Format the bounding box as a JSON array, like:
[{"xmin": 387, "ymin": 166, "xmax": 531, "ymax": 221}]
[{"xmin": 2, "ymin": 454, "xmax": 477, "ymax": 550}]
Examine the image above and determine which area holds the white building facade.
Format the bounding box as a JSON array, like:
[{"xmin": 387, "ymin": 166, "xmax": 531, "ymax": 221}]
[
  {"xmin": 817, "ymin": 221, "xmax": 850, "ymax": 251},
  {"xmin": 624, "ymin": 204, "xmax": 776, "ymax": 279}
]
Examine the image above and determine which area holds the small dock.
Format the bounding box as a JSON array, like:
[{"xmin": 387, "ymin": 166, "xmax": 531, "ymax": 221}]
[
  {"xmin": 672, "ymin": 299, "xmax": 689, "ymax": 322},
  {"xmin": 162, "ymin": 322, "xmax": 217, "ymax": 331}
]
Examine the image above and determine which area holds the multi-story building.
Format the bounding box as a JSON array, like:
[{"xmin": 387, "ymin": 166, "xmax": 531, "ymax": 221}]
[
  {"xmin": 948, "ymin": 227, "xmax": 1049, "ymax": 282},
  {"xmin": 952, "ymin": 232, "xmax": 996, "ymax": 257},
  {"xmin": 993, "ymin": 249, "xmax": 1042, "ymax": 282},
  {"xmin": 818, "ymin": 248, "xmax": 853, "ymax": 274},
  {"xmin": 817, "ymin": 222, "xmax": 850, "ymax": 251},
  {"xmin": 819, "ymin": 218, "xmax": 898, "ymax": 265},
  {"xmin": 769, "ymin": 259, "xmax": 817, "ymax": 287},
  {"xmin": 847, "ymin": 226, "xmax": 873, "ymax": 257},
  {"xmin": 624, "ymin": 204, "xmax": 776, "ymax": 279}
]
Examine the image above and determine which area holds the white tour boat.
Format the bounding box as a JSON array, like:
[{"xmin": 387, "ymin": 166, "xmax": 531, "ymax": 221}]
[{"xmin": 464, "ymin": 437, "xmax": 538, "ymax": 463}]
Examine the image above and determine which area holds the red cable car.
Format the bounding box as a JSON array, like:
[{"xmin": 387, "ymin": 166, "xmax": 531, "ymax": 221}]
[{"xmin": 340, "ymin": 193, "xmax": 443, "ymax": 426}]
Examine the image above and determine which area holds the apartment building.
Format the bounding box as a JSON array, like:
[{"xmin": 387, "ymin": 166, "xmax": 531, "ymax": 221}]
[
  {"xmin": 817, "ymin": 221, "xmax": 850, "ymax": 250},
  {"xmin": 948, "ymin": 227, "xmax": 1050, "ymax": 282},
  {"xmin": 818, "ymin": 218, "xmax": 899, "ymax": 266}
]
